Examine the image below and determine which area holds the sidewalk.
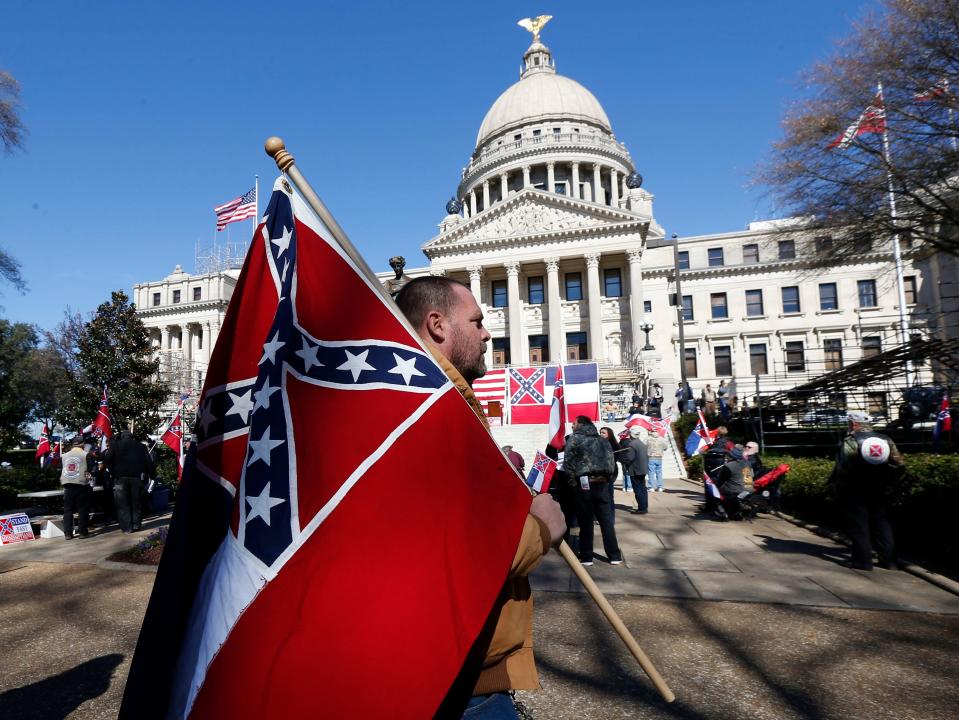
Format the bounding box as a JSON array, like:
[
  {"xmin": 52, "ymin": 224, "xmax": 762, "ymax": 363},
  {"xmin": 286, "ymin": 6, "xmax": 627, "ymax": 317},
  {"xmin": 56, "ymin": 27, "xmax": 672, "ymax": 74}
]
[{"xmin": 532, "ymin": 480, "xmax": 959, "ymax": 614}]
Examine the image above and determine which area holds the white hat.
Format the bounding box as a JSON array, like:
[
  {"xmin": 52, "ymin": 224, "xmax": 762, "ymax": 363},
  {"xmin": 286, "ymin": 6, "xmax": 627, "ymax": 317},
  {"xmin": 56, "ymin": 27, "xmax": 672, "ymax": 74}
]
[
  {"xmin": 628, "ymin": 426, "xmax": 643, "ymax": 437},
  {"xmin": 847, "ymin": 411, "xmax": 870, "ymax": 423}
]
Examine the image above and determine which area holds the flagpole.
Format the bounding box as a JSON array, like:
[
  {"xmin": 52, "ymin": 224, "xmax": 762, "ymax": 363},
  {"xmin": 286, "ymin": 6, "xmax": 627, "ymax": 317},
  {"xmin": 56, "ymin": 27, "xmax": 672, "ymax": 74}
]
[
  {"xmin": 877, "ymin": 81, "xmax": 914, "ymax": 386},
  {"xmin": 254, "ymin": 174, "xmax": 259, "ymax": 238},
  {"xmin": 265, "ymin": 137, "xmax": 674, "ymax": 702}
]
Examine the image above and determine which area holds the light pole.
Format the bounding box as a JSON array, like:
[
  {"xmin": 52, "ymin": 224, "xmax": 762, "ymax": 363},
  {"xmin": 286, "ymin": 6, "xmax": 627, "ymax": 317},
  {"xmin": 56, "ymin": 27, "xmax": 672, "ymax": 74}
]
[{"xmin": 640, "ymin": 320, "xmax": 654, "ymax": 351}]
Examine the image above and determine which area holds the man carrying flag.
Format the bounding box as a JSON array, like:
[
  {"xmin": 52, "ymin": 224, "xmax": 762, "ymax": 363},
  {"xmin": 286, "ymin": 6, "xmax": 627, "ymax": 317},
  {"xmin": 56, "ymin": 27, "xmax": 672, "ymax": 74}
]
[
  {"xmin": 121, "ymin": 178, "xmax": 564, "ymax": 720},
  {"xmin": 933, "ymin": 392, "xmax": 952, "ymax": 451},
  {"xmin": 35, "ymin": 424, "xmax": 51, "ymax": 465}
]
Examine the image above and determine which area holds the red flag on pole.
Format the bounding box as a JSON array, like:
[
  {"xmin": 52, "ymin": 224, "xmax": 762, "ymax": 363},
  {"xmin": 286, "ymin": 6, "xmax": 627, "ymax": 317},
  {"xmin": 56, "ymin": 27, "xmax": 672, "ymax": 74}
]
[
  {"xmin": 547, "ymin": 364, "xmax": 566, "ymax": 450},
  {"xmin": 121, "ymin": 177, "xmax": 532, "ymax": 719},
  {"xmin": 160, "ymin": 406, "xmax": 184, "ymax": 480},
  {"xmin": 92, "ymin": 386, "xmax": 113, "ymax": 439},
  {"xmin": 828, "ymin": 91, "xmax": 887, "ymax": 149},
  {"xmin": 35, "ymin": 424, "xmax": 51, "ymax": 461}
]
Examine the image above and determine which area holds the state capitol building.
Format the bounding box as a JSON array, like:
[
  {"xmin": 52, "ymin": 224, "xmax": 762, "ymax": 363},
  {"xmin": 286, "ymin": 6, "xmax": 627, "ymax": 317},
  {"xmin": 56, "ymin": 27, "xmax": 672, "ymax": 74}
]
[{"xmin": 134, "ymin": 25, "xmax": 952, "ymax": 416}]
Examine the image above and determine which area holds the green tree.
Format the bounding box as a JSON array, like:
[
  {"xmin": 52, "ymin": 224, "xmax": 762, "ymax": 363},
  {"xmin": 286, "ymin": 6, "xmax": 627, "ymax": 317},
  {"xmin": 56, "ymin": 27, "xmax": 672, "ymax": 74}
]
[
  {"xmin": 758, "ymin": 0, "xmax": 959, "ymax": 261},
  {"xmin": 0, "ymin": 69, "xmax": 26, "ymax": 292},
  {"xmin": 0, "ymin": 320, "xmax": 39, "ymax": 446},
  {"xmin": 62, "ymin": 291, "xmax": 167, "ymax": 434}
]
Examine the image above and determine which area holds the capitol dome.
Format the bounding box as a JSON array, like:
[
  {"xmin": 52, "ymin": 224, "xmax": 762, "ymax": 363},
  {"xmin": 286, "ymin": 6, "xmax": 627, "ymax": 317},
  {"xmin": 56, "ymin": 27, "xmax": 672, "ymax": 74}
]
[{"xmin": 476, "ymin": 71, "xmax": 612, "ymax": 148}]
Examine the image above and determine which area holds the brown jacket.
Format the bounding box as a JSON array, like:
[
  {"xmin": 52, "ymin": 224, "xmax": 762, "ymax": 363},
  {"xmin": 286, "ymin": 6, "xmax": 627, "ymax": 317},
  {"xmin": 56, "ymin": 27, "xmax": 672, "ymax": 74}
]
[{"xmin": 429, "ymin": 348, "xmax": 550, "ymax": 694}]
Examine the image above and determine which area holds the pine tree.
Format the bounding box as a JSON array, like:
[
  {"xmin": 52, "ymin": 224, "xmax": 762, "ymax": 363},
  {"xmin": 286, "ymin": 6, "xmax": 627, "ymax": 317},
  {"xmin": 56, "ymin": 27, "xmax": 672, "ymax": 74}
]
[{"xmin": 62, "ymin": 290, "xmax": 167, "ymax": 434}]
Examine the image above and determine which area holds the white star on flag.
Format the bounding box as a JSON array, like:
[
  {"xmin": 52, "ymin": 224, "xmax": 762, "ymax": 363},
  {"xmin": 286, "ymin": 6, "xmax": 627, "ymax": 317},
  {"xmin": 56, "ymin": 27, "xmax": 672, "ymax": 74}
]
[
  {"xmin": 260, "ymin": 331, "xmax": 286, "ymax": 366},
  {"xmin": 295, "ymin": 337, "xmax": 322, "ymax": 371},
  {"xmin": 252, "ymin": 383, "xmax": 281, "ymax": 411},
  {"xmin": 337, "ymin": 349, "xmax": 375, "ymax": 382},
  {"xmin": 245, "ymin": 481, "xmax": 286, "ymax": 526},
  {"xmin": 198, "ymin": 399, "xmax": 217, "ymax": 434},
  {"xmin": 388, "ymin": 353, "xmax": 425, "ymax": 385},
  {"xmin": 271, "ymin": 225, "xmax": 292, "ymax": 256},
  {"xmin": 224, "ymin": 390, "xmax": 254, "ymax": 421},
  {"xmin": 247, "ymin": 427, "xmax": 285, "ymax": 467}
]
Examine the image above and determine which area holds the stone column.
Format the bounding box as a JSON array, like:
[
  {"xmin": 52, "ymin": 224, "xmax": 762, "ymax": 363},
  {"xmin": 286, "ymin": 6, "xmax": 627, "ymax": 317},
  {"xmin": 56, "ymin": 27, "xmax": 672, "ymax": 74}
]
[
  {"xmin": 627, "ymin": 248, "xmax": 645, "ymax": 363},
  {"xmin": 547, "ymin": 162, "xmax": 555, "ymax": 193},
  {"xmin": 571, "ymin": 162, "xmax": 580, "ymax": 199},
  {"xmin": 467, "ymin": 266, "xmax": 484, "ymax": 304},
  {"xmin": 470, "ymin": 189, "xmax": 477, "ymax": 217},
  {"xmin": 505, "ymin": 261, "xmax": 527, "ymax": 365},
  {"xmin": 522, "ymin": 165, "xmax": 531, "ymax": 188},
  {"xmin": 593, "ymin": 164, "xmax": 604, "ymax": 205},
  {"xmin": 500, "ymin": 172, "xmax": 509, "ymax": 200},
  {"xmin": 160, "ymin": 326, "xmax": 171, "ymax": 375},
  {"xmin": 482, "ymin": 180, "xmax": 490, "ymax": 211},
  {"xmin": 610, "ymin": 168, "xmax": 619, "ymax": 207},
  {"xmin": 585, "ymin": 253, "xmax": 605, "ymax": 362},
  {"xmin": 211, "ymin": 319, "xmax": 221, "ymax": 357},
  {"xmin": 202, "ymin": 322, "xmax": 212, "ymax": 363},
  {"xmin": 184, "ymin": 324, "xmax": 193, "ymax": 364},
  {"xmin": 546, "ymin": 257, "xmax": 564, "ymax": 362}
]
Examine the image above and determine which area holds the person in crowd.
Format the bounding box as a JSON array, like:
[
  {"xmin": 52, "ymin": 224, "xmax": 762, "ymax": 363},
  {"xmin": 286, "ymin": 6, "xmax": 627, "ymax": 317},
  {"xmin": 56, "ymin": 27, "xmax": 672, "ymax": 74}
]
[
  {"xmin": 717, "ymin": 380, "xmax": 730, "ymax": 420},
  {"xmin": 631, "ymin": 388, "xmax": 642, "ymax": 407},
  {"xmin": 502, "ymin": 445, "xmax": 525, "ymax": 473},
  {"xmin": 645, "ymin": 429, "xmax": 666, "ymax": 492},
  {"xmin": 60, "ymin": 437, "xmax": 93, "ymax": 539},
  {"xmin": 829, "ymin": 411, "xmax": 905, "ymax": 570},
  {"xmin": 649, "ymin": 383, "xmax": 663, "ymax": 409},
  {"xmin": 105, "ymin": 430, "xmax": 155, "ymax": 533},
  {"xmin": 395, "ymin": 276, "xmax": 566, "ymax": 718},
  {"xmin": 742, "ymin": 441, "xmax": 764, "ymax": 477},
  {"xmin": 603, "ymin": 401, "xmax": 617, "ymax": 422},
  {"xmin": 623, "ymin": 426, "xmax": 649, "ymax": 515},
  {"xmin": 701, "ymin": 427, "xmax": 733, "ymax": 513},
  {"xmin": 564, "ymin": 415, "xmax": 623, "ymax": 566},
  {"xmin": 627, "ymin": 402, "xmax": 644, "ymax": 417},
  {"xmin": 712, "ymin": 446, "xmax": 753, "ymax": 519},
  {"xmin": 702, "ymin": 384, "xmax": 717, "ymax": 416}
]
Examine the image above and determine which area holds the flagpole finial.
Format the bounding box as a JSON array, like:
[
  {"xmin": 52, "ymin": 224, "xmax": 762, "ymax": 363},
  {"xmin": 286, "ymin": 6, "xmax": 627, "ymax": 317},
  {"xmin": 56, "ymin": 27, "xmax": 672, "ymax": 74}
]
[{"xmin": 265, "ymin": 137, "xmax": 295, "ymax": 172}]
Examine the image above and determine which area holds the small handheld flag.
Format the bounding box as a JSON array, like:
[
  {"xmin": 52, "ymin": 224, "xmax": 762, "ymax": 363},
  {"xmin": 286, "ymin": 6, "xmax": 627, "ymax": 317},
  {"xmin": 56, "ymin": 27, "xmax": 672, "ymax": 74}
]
[{"xmin": 526, "ymin": 451, "xmax": 557, "ymax": 493}]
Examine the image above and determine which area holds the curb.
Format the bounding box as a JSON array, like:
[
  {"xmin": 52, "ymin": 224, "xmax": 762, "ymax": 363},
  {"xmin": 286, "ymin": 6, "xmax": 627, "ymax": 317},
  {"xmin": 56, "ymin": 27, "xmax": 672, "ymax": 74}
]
[{"xmin": 678, "ymin": 474, "xmax": 959, "ymax": 598}]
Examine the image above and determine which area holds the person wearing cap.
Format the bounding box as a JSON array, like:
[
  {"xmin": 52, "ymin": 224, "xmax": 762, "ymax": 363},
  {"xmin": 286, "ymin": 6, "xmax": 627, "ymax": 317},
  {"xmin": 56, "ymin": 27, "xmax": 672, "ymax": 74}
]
[
  {"xmin": 501, "ymin": 445, "xmax": 525, "ymax": 473},
  {"xmin": 60, "ymin": 437, "xmax": 93, "ymax": 539},
  {"xmin": 623, "ymin": 425, "xmax": 649, "ymax": 514},
  {"xmin": 712, "ymin": 445, "xmax": 753, "ymax": 520},
  {"xmin": 645, "ymin": 429, "xmax": 666, "ymax": 492},
  {"xmin": 830, "ymin": 411, "xmax": 905, "ymax": 570}
]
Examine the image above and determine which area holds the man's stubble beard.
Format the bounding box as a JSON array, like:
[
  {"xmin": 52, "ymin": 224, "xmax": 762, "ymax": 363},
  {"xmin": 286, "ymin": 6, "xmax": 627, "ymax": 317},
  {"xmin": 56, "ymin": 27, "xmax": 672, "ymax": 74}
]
[{"xmin": 448, "ymin": 325, "xmax": 487, "ymax": 386}]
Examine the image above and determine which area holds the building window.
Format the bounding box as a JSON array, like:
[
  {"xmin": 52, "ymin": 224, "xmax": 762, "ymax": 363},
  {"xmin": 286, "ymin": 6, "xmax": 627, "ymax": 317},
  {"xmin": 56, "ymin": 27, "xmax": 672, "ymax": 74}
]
[
  {"xmin": 710, "ymin": 292, "xmax": 728, "ymax": 319},
  {"xmin": 785, "ymin": 341, "xmax": 805, "ymax": 373},
  {"xmin": 152, "ymin": 292, "xmax": 161, "ymax": 306},
  {"xmin": 708, "ymin": 247, "xmax": 725, "ymax": 267},
  {"xmin": 678, "ymin": 251, "xmax": 690, "ymax": 270},
  {"xmin": 528, "ymin": 334, "xmax": 549, "ymax": 362},
  {"xmin": 553, "ymin": 127, "xmax": 561, "ymax": 134},
  {"xmin": 815, "ymin": 236, "xmax": 834, "ymax": 254},
  {"xmin": 681, "ymin": 295, "xmax": 694, "ymax": 321},
  {"xmin": 555, "ymin": 181, "xmax": 567, "ymax": 195},
  {"xmin": 492, "ymin": 337, "xmax": 510, "ymax": 365},
  {"xmin": 714, "ymin": 345, "xmax": 732, "ymax": 376},
  {"xmin": 778, "ymin": 239, "xmax": 796, "ymax": 260},
  {"xmin": 492, "ymin": 280, "xmax": 508, "ymax": 307},
  {"xmin": 819, "ymin": 283, "xmax": 838, "ymax": 311},
  {"xmin": 643, "ymin": 300, "xmax": 652, "ymax": 313},
  {"xmin": 749, "ymin": 343, "xmax": 768, "ymax": 375},
  {"xmin": 566, "ymin": 332, "xmax": 587, "ymax": 360},
  {"xmin": 193, "ymin": 287, "xmax": 201, "ymax": 301},
  {"xmin": 903, "ymin": 275, "xmax": 917, "ymax": 304},
  {"xmin": 565, "ymin": 272, "xmax": 582, "ymax": 301},
  {"xmin": 528, "ymin": 276, "xmax": 544, "ymax": 304},
  {"xmin": 899, "ymin": 232, "xmax": 913, "ymax": 252},
  {"xmin": 745, "ymin": 289, "xmax": 764, "ymax": 317},
  {"xmin": 830, "ymin": 392, "xmax": 848, "ymax": 410},
  {"xmin": 743, "ymin": 243, "xmax": 759, "ymax": 264},
  {"xmin": 172, "ymin": 289, "xmax": 181, "ymax": 304},
  {"xmin": 857, "ymin": 279, "xmax": 877, "ymax": 308},
  {"xmin": 782, "ymin": 286, "xmax": 801, "ymax": 313},
  {"xmin": 513, "ymin": 133, "xmax": 522, "ymax": 142},
  {"xmin": 862, "ymin": 335, "xmax": 882, "ymax": 359},
  {"xmin": 824, "ymin": 338, "xmax": 844, "ymax": 371},
  {"xmin": 532, "ymin": 128, "xmax": 541, "ymax": 137},
  {"xmin": 853, "ymin": 233, "xmax": 872, "ymax": 253},
  {"xmin": 867, "ymin": 392, "xmax": 888, "ymax": 417},
  {"xmin": 684, "ymin": 348, "xmax": 698, "ymax": 378},
  {"xmin": 603, "ymin": 268, "xmax": 622, "ymax": 297}
]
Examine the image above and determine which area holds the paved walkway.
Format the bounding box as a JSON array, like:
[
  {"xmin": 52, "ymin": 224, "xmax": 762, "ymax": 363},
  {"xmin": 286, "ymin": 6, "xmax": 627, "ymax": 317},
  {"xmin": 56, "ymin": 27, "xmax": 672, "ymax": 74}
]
[{"xmin": 532, "ymin": 480, "xmax": 959, "ymax": 614}]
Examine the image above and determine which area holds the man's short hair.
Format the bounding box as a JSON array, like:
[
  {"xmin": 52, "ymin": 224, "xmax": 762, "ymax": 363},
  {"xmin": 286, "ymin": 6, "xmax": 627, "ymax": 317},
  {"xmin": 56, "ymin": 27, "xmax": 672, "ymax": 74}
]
[
  {"xmin": 575, "ymin": 415, "xmax": 592, "ymax": 426},
  {"xmin": 394, "ymin": 276, "xmax": 468, "ymax": 327}
]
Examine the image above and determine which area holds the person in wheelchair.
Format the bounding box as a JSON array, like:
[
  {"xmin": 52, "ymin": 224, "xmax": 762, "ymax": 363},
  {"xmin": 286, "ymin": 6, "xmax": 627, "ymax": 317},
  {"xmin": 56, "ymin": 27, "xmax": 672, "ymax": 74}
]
[{"xmin": 712, "ymin": 446, "xmax": 753, "ymax": 520}]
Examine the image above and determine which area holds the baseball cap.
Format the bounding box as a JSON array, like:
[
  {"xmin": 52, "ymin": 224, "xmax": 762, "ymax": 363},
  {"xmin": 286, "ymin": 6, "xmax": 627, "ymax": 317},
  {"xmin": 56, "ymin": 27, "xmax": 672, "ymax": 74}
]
[
  {"xmin": 847, "ymin": 411, "xmax": 870, "ymax": 422},
  {"xmin": 628, "ymin": 426, "xmax": 643, "ymax": 437}
]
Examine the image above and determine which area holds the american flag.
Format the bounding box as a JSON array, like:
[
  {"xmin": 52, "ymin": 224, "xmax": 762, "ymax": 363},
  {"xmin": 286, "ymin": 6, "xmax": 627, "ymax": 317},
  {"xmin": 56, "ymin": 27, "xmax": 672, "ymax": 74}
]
[
  {"xmin": 215, "ymin": 187, "xmax": 257, "ymax": 231},
  {"xmin": 472, "ymin": 367, "xmax": 507, "ymax": 415}
]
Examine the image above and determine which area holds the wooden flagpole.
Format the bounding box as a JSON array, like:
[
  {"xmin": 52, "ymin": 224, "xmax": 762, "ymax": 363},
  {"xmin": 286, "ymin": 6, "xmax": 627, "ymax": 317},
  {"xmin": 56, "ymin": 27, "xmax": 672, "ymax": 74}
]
[{"xmin": 264, "ymin": 137, "xmax": 675, "ymax": 703}]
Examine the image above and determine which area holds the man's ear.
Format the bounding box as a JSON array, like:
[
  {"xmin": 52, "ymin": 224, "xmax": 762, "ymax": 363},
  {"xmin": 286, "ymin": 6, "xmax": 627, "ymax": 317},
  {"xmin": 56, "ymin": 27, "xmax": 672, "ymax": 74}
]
[{"xmin": 424, "ymin": 309, "xmax": 447, "ymax": 344}]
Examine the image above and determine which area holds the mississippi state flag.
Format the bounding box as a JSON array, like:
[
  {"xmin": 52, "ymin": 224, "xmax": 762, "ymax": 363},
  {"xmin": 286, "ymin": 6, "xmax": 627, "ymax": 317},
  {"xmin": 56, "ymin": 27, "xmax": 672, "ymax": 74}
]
[
  {"xmin": 685, "ymin": 410, "xmax": 716, "ymax": 456},
  {"xmin": 160, "ymin": 405, "xmax": 185, "ymax": 480},
  {"xmin": 120, "ymin": 178, "xmax": 532, "ymax": 719},
  {"xmin": 509, "ymin": 363, "xmax": 599, "ymax": 424},
  {"xmin": 547, "ymin": 364, "xmax": 566, "ymax": 449},
  {"xmin": 35, "ymin": 424, "xmax": 51, "ymax": 461},
  {"xmin": 525, "ymin": 451, "xmax": 557, "ymax": 493}
]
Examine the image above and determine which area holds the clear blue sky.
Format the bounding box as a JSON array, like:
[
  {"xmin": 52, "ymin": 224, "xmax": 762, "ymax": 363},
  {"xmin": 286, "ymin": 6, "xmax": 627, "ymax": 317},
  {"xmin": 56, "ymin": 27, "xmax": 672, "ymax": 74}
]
[{"xmin": 0, "ymin": 0, "xmax": 877, "ymax": 330}]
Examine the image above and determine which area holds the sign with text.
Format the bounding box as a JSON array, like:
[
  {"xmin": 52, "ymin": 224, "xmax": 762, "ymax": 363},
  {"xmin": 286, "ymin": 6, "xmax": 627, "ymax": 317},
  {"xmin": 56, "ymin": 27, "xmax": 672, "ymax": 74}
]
[{"xmin": 0, "ymin": 513, "xmax": 35, "ymax": 545}]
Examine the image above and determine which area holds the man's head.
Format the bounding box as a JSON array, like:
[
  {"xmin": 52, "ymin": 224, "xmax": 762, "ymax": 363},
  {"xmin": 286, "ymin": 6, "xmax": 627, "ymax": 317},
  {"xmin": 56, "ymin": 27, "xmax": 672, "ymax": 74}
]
[
  {"xmin": 628, "ymin": 426, "xmax": 643, "ymax": 438},
  {"xmin": 847, "ymin": 410, "xmax": 872, "ymax": 432},
  {"xmin": 396, "ymin": 276, "xmax": 490, "ymax": 385},
  {"xmin": 744, "ymin": 441, "xmax": 759, "ymax": 456}
]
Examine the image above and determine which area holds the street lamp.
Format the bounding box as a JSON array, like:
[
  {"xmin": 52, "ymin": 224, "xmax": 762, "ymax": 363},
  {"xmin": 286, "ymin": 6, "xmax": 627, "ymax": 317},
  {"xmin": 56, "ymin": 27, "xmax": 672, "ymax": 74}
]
[{"xmin": 640, "ymin": 320, "xmax": 654, "ymax": 350}]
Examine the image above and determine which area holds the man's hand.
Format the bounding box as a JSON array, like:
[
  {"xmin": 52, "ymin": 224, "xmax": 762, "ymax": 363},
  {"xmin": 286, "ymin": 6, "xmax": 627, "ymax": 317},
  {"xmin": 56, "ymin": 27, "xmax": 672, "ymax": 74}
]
[{"xmin": 530, "ymin": 493, "xmax": 566, "ymax": 548}]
